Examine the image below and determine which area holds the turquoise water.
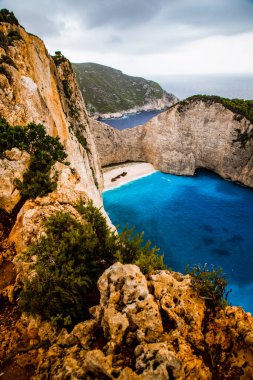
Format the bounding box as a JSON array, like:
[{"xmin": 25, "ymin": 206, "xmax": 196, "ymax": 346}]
[{"xmin": 103, "ymin": 170, "xmax": 253, "ymax": 313}]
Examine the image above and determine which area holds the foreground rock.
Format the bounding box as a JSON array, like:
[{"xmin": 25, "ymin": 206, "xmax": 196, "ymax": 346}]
[
  {"xmin": 91, "ymin": 100, "xmax": 253, "ymax": 187},
  {"xmin": 32, "ymin": 263, "xmax": 253, "ymax": 380}
]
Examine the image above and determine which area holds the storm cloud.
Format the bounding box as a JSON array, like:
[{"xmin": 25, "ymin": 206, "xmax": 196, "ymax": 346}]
[{"xmin": 0, "ymin": 0, "xmax": 253, "ymax": 75}]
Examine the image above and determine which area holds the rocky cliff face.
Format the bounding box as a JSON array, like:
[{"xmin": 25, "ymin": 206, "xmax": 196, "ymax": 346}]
[
  {"xmin": 0, "ymin": 20, "xmax": 106, "ymax": 255},
  {"xmin": 92, "ymin": 100, "xmax": 253, "ymax": 187},
  {"xmin": 0, "ymin": 148, "xmax": 30, "ymax": 213},
  {"xmin": 13, "ymin": 263, "xmax": 250, "ymax": 380},
  {"xmin": 0, "ymin": 22, "xmax": 103, "ymax": 206}
]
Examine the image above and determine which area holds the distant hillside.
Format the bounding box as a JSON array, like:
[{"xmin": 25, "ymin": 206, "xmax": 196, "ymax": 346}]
[{"xmin": 72, "ymin": 62, "xmax": 178, "ymax": 116}]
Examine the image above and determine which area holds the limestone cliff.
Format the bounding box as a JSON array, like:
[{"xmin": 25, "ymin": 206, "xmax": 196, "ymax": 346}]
[
  {"xmin": 0, "ymin": 21, "xmax": 102, "ymax": 206},
  {"xmin": 6, "ymin": 263, "xmax": 250, "ymax": 380},
  {"xmin": 91, "ymin": 99, "xmax": 253, "ymax": 187},
  {"xmin": 0, "ymin": 148, "xmax": 30, "ymax": 213}
]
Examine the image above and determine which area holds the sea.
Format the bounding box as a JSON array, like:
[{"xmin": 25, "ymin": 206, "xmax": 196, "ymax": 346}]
[
  {"xmin": 156, "ymin": 74, "xmax": 253, "ymax": 101},
  {"xmin": 100, "ymin": 74, "xmax": 253, "ymax": 130},
  {"xmin": 99, "ymin": 110, "xmax": 161, "ymax": 130},
  {"xmin": 103, "ymin": 171, "xmax": 253, "ymax": 313},
  {"xmin": 102, "ymin": 75, "xmax": 253, "ymax": 313}
]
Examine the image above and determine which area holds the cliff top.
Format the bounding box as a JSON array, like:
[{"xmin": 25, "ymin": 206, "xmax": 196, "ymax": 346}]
[
  {"xmin": 178, "ymin": 94, "xmax": 253, "ymax": 124},
  {"xmin": 0, "ymin": 9, "xmax": 19, "ymax": 25}
]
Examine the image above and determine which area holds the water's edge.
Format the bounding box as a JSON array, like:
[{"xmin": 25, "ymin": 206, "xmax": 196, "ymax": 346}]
[{"xmin": 103, "ymin": 170, "xmax": 253, "ymax": 313}]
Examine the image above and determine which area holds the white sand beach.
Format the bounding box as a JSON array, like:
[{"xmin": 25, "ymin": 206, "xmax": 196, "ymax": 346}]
[{"xmin": 103, "ymin": 162, "xmax": 156, "ymax": 190}]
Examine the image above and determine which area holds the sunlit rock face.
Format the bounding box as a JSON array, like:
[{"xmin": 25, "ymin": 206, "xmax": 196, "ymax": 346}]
[
  {"xmin": 0, "ymin": 21, "xmax": 103, "ymax": 206},
  {"xmin": 0, "ymin": 148, "xmax": 30, "ymax": 213},
  {"xmin": 91, "ymin": 100, "xmax": 253, "ymax": 187}
]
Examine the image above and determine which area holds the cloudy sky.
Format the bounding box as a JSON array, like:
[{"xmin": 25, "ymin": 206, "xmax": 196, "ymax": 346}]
[{"xmin": 1, "ymin": 0, "xmax": 253, "ymax": 77}]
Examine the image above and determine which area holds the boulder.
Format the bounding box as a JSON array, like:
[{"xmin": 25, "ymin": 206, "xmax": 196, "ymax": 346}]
[{"xmin": 96, "ymin": 262, "xmax": 163, "ymax": 353}]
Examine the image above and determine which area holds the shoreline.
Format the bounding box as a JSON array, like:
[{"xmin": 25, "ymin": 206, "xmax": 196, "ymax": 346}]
[
  {"xmin": 102, "ymin": 162, "xmax": 157, "ymax": 191},
  {"xmin": 90, "ymin": 94, "xmax": 178, "ymax": 120},
  {"xmin": 91, "ymin": 108, "xmax": 167, "ymax": 121}
]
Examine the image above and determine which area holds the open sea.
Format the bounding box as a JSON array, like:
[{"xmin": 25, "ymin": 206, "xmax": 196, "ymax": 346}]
[
  {"xmin": 103, "ymin": 170, "xmax": 253, "ymax": 313},
  {"xmin": 156, "ymin": 74, "xmax": 253, "ymax": 101},
  {"xmin": 101, "ymin": 74, "xmax": 253, "ymax": 130}
]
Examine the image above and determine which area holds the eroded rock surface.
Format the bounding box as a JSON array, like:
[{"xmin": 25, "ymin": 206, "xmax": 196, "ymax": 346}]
[
  {"xmin": 0, "ymin": 148, "xmax": 30, "ymax": 213},
  {"xmin": 8, "ymin": 162, "xmax": 88, "ymax": 254},
  {"xmin": 32, "ymin": 263, "xmax": 253, "ymax": 380},
  {"xmin": 91, "ymin": 100, "xmax": 253, "ymax": 187}
]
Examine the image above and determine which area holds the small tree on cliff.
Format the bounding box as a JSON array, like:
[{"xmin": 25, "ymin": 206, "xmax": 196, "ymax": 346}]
[
  {"xmin": 186, "ymin": 264, "xmax": 230, "ymax": 308},
  {"xmin": 0, "ymin": 118, "xmax": 67, "ymax": 199},
  {"xmin": 0, "ymin": 9, "xmax": 19, "ymax": 25}
]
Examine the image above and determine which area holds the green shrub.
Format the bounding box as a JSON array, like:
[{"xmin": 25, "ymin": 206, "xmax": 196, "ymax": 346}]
[
  {"xmin": 19, "ymin": 212, "xmax": 100, "ymax": 326},
  {"xmin": 19, "ymin": 201, "xmax": 165, "ymax": 327},
  {"xmin": 52, "ymin": 51, "xmax": 66, "ymax": 67},
  {"xmin": 115, "ymin": 226, "xmax": 166, "ymax": 274},
  {"xmin": 16, "ymin": 154, "xmax": 58, "ymax": 199},
  {"xmin": 75, "ymin": 129, "xmax": 90, "ymax": 153},
  {"xmin": 0, "ymin": 9, "xmax": 19, "ymax": 25},
  {"xmin": 186, "ymin": 263, "xmax": 230, "ymax": 307},
  {"xmin": 0, "ymin": 118, "xmax": 67, "ymax": 199},
  {"xmin": 0, "ymin": 30, "xmax": 22, "ymax": 51}
]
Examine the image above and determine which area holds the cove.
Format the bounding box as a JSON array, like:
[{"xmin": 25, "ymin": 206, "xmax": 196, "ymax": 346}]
[
  {"xmin": 99, "ymin": 110, "xmax": 162, "ymax": 130},
  {"xmin": 103, "ymin": 170, "xmax": 253, "ymax": 313}
]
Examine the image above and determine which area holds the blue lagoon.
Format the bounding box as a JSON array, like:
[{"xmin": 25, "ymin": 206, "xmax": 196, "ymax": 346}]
[{"xmin": 103, "ymin": 170, "xmax": 253, "ymax": 313}]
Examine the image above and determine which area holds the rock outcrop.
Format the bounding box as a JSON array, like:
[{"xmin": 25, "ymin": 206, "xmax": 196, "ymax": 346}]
[
  {"xmin": 0, "ymin": 148, "xmax": 30, "ymax": 213},
  {"xmin": 31, "ymin": 263, "xmax": 253, "ymax": 380},
  {"xmin": 91, "ymin": 100, "xmax": 253, "ymax": 187}
]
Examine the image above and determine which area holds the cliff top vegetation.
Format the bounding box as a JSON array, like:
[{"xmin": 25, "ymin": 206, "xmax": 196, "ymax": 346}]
[
  {"xmin": 178, "ymin": 94, "xmax": 253, "ymax": 125},
  {"xmin": 51, "ymin": 51, "xmax": 68, "ymax": 67},
  {"xmin": 178, "ymin": 95, "xmax": 253, "ymax": 147},
  {"xmin": 72, "ymin": 62, "xmax": 164, "ymax": 114},
  {"xmin": 0, "ymin": 9, "xmax": 19, "ymax": 25}
]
